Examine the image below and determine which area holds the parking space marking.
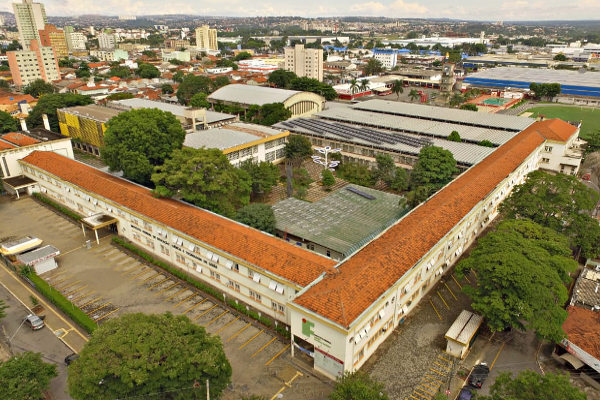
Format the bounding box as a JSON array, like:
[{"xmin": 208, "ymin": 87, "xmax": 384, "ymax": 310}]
[
  {"xmin": 65, "ymin": 285, "xmax": 87, "ymax": 297},
  {"xmin": 164, "ymin": 288, "xmax": 187, "ymax": 300},
  {"xmin": 183, "ymin": 298, "xmax": 207, "ymax": 314},
  {"xmin": 429, "ymin": 299, "xmax": 442, "ymax": 320},
  {"xmin": 46, "ymin": 270, "xmax": 69, "ymax": 279},
  {"xmin": 214, "ymin": 316, "xmax": 240, "ymax": 334},
  {"xmin": 490, "ymin": 341, "xmax": 506, "ymax": 370},
  {"xmin": 438, "ymin": 354, "xmax": 452, "ymax": 363},
  {"xmin": 148, "ymin": 277, "xmax": 170, "ymax": 289},
  {"xmin": 49, "ymin": 275, "xmax": 73, "ymax": 286},
  {"xmin": 424, "ymin": 375, "xmax": 443, "ymax": 385},
  {"xmin": 142, "ymin": 273, "xmax": 161, "ymax": 282},
  {"xmin": 96, "ymin": 307, "xmax": 120, "ymax": 322},
  {"xmin": 175, "ymin": 293, "xmax": 197, "ymax": 307},
  {"xmin": 436, "ymin": 291, "xmax": 450, "ymax": 309},
  {"xmin": 429, "ymin": 367, "xmax": 446, "ymax": 377},
  {"xmin": 206, "ymin": 310, "xmax": 229, "ymax": 327},
  {"xmin": 269, "ymin": 370, "xmax": 302, "ymax": 400},
  {"xmin": 71, "ymin": 291, "xmax": 94, "ymax": 303},
  {"xmin": 443, "ymin": 282, "xmax": 457, "ymax": 300},
  {"xmin": 225, "ymin": 323, "xmax": 251, "ymax": 343},
  {"xmin": 79, "ymin": 297, "xmax": 102, "ymax": 308},
  {"xmin": 434, "ymin": 361, "xmax": 451, "ymax": 371},
  {"xmin": 56, "ymin": 280, "xmax": 80, "ymax": 291},
  {"xmin": 423, "ymin": 375, "xmax": 442, "ymax": 386},
  {"xmin": 265, "ymin": 343, "xmax": 290, "ymax": 366},
  {"xmin": 451, "ymin": 274, "xmax": 462, "ymax": 289},
  {"xmin": 412, "ymin": 391, "xmax": 430, "ymax": 400},
  {"xmin": 87, "ymin": 302, "xmax": 110, "ymax": 315},
  {"xmin": 156, "ymin": 283, "xmax": 179, "ymax": 295},
  {"xmin": 239, "ymin": 329, "xmax": 263, "ymax": 350},
  {"xmin": 251, "ymin": 337, "xmax": 277, "ymax": 358},
  {"xmin": 419, "ymin": 380, "xmax": 438, "ymax": 392},
  {"xmin": 193, "ymin": 304, "xmax": 217, "ymax": 320},
  {"xmin": 129, "ymin": 269, "xmax": 152, "ymax": 280},
  {"xmin": 463, "ymin": 273, "xmax": 471, "ymax": 283},
  {"xmin": 409, "ymin": 395, "xmax": 421, "ymax": 400},
  {"xmin": 416, "ymin": 386, "xmax": 435, "ymax": 396}
]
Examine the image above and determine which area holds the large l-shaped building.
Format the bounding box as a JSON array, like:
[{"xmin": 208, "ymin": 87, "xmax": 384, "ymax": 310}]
[{"xmin": 7, "ymin": 117, "xmax": 581, "ymax": 380}]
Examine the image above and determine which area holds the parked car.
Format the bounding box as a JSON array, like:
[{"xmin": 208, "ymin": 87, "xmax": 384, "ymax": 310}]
[
  {"xmin": 469, "ymin": 363, "xmax": 490, "ymax": 388},
  {"xmin": 458, "ymin": 387, "xmax": 473, "ymax": 400},
  {"xmin": 64, "ymin": 353, "xmax": 80, "ymax": 365},
  {"xmin": 24, "ymin": 314, "xmax": 45, "ymax": 330}
]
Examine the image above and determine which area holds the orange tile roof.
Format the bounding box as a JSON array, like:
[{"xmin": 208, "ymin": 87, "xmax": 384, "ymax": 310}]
[
  {"xmin": 294, "ymin": 124, "xmax": 547, "ymax": 328},
  {"xmin": 528, "ymin": 119, "xmax": 578, "ymax": 142},
  {"xmin": 20, "ymin": 151, "xmax": 336, "ymax": 286},
  {"xmin": 563, "ymin": 306, "xmax": 600, "ymax": 361},
  {"xmin": 0, "ymin": 140, "xmax": 16, "ymax": 150},
  {"xmin": 1, "ymin": 132, "xmax": 40, "ymax": 147},
  {"xmin": 0, "ymin": 94, "xmax": 36, "ymax": 105}
]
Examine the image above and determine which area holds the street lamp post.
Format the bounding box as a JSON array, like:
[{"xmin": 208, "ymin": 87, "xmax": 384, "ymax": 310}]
[{"xmin": 312, "ymin": 146, "xmax": 341, "ymax": 171}]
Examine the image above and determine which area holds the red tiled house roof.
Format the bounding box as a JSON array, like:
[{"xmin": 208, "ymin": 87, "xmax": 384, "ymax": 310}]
[
  {"xmin": 0, "ymin": 140, "xmax": 16, "ymax": 150},
  {"xmin": 2, "ymin": 132, "xmax": 40, "ymax": 147},
  {"xmin": 532, "ymin": 119, "xmax": 578, "ymax": 142},
  {"xmin": 294, "ymin": 123, "xmax": 549, "ymax": 328},
  {"xmin": 563, "ymin": 306, "xmax": 600, "ymax": 361},
  {"xmin": 20, "ymin": 151, "xmax": 336, "ymax": 286}
]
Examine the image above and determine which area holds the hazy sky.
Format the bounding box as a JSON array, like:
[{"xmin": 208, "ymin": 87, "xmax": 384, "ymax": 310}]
[{"xmin": 5, "ymin": 0, "xmax": 600, "ymax": 20}]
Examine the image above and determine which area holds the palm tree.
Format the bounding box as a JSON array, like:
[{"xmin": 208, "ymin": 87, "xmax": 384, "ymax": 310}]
[
  {"xmin": 349, "ymin": 78, "xmax": 359, "ymax": 95},
  {"xmin": 408, "ymin": 89, "xmax": 419, "ymax": 102},
  {"xmin": 359, "ymin": 79, "xmax": 370, "ymax": 93},
  {"xmin": 392, "ymin": 79, "xmax": 404, "ymax": 99}
]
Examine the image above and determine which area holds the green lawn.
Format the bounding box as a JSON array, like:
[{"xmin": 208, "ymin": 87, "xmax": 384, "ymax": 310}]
[{"xmin": 523, "ymin": 106, "xmax": 600, "ymax": 140}]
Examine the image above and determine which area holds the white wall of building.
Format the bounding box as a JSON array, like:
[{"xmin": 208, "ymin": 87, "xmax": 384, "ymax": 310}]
[{"xmin": 0, "ymin": 139, "xmax": 73, "ymax": 179}]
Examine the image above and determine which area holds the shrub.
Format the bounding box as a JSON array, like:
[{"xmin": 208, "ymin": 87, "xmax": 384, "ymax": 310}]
[{"xmin": 23, "ymin": 272, "xmax": 97, "ymax": 333}]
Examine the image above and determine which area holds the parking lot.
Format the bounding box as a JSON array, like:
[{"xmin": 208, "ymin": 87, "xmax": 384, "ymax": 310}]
[{"xmin": 0, "ymin": 197, "xmax": 333, "ymax": 400}]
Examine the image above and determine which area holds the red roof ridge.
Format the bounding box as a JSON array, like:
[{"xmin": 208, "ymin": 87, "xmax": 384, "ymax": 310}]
[
  {"xmin": 20, "ymin": 151, "xmax": 336, "ymax": 287},
  {"xmin": 527, "ymin": 118, "xmax": 578, "ymax": 142}
]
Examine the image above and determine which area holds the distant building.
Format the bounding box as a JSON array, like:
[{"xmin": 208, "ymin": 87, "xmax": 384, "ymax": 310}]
[
  {"xmin": 0, "ymin": 93, "xmax": 37, "ymax": 116},
  {"xmin": 373, "ymin": 49, "xmax": 397, "ymax": 70},
  {"xmin": 97, "ymin": 33, "xmax": 115, "ymax": 50},
  {"xmin": 284, "ymin": 44, "xmax": 323, "ymax": 82},
  {"xmin": 237, "ymin": 59, "xmax": 280, "ymax": 74},
  {"xmin": 64, "ymin": 26, "xmax": 86, "ymax": 51},
  {"xmin": 89, "ymin": 49, "xmax": 128, "ymax": 62},
  {"xmin": 38, "ymin": 24, "xmax": 68, "ymax": 60},
  {"xmin": 195, "ymin": 25, "xmax": 217, "ymax": 51},
  {"xmin": 165, "ymin": 39, "xmax": 190, "ymax": 49},
  {"xmin": 13, "ymin": 0, "xmax": 47, "ymax": 50},
  {"xmin": 535, "ymin": 118, "xmax": 585, "ymax": 175},
  {"xmin": 8, "ymin": 39, "xmax": 60, "ymax": 87},
  {"xmin": 161, "ymin": 50, "xmax": 190, "ymax": 63},
  {"xmin": 183, "ymin": 122, "xmax": 289, "ymax": 166}
]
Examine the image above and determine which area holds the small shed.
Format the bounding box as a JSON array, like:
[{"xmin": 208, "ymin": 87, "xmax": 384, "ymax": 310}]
[
  {"xmin": 16, "ymin": 245, "xmax": 60, "ymax": 275},
  {"xmin": 445, "ymin": 310, "xmax": 483, "ymax": 359}
]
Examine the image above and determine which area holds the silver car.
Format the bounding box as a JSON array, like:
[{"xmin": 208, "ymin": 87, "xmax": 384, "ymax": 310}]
[{"xmin": 24, "ymin": 314, "xmax": 45, "ymax": 330}]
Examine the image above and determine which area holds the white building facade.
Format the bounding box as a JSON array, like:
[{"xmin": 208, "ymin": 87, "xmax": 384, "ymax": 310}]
[{"xmin": 284, "ymin": 44, "xmax": 324, "ymax": 82}]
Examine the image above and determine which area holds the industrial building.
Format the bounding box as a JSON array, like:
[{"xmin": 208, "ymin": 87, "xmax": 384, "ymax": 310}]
[
  {"xmin": 464, "ymin": 67, "xmax": 600, "ymax": 98},
  {"xmin": 207, "ymin": 84, "xmax": 325, "ymax": 118}
]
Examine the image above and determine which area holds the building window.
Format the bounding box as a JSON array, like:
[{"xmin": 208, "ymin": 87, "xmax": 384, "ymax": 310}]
[
  {"xmin": 544, "ymin": 145, "xmax": 553, "ymax": 152},
  {"xmin": 143, "ymin": 221, "xmax": 152, "ymax": 232},
  {"xmin": 176, "ymin": 253, "xmax": 185, "ymax": 264},
  {"xmin": 160, "ymin": 244, "xmax": 170, "ymax": 256},
  {"xmin": 144, "ymin": 237, "xmax": 154, "ymax": 249},
  {"xmin": 249, "ymin": 289, "xmax": 261, "ymax": 302},
  {"xmin": 542, "ymin": 158, "xmax": 550, "ymax": 164},
  {"xmin": 210, "ymin": 270, "xmax": 221, "ymax": 281}
]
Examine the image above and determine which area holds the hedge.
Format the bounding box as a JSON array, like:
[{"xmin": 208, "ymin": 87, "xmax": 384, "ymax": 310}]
[
  {"xmin": 112, "ymin": 237, "xmax": 291, "ymax": 338},
  {"xmin": 32, "ymin": 193, "xmax": 82, "ymax": 221},
  {"xmin": 24, "ymin": 271, "xmax": 97, "ymax": 333}
]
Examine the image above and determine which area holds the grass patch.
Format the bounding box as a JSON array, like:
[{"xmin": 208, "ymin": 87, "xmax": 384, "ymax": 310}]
[
  {"xmin": 23, "ymin": 271, "xmax": 97, "ymax": 333},
  {"xmin": 523, "ymin": 106, "xmax": 600, "ymax": 140},
  {"xmin": 32, "ymin": 193, "xmax": 82, "ymax": 221},
  {"xmin": 111, "ymin": 237, "xmax": 290, "ymax": 337}
]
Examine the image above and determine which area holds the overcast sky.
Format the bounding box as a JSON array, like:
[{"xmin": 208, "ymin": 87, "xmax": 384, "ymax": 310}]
[{"xmin": 4, "ymin": 0, "xmax": 600, "ymax": 21}]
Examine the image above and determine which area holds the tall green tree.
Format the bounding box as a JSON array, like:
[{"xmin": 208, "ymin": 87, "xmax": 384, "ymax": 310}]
[
  {"xmin": 478, "ymin": 370, "xmax": 586, "ymax": 400},
  {"xmin": 449, "ymin": 93, "xmax": 464, "ymax": 107},
  {"xmin": 0, "ymin": 351, "xmax": 57, "ymax": 400},
  {"xmin": 212, "ymin": 76, "xmax": 230, "ymax": 91},
  {"xmin": 233, "ymin": 51, "xmax": 252, "ymax": 61},
  {"xmin": 336, "ymin": 162, "xmax": 376, "ymax": 187},
  {"xmin": 292, "ymin": 167, "xmax": 313, "ymax": 199},
  {"xmin": 161, "ymin": 83, "xmax": 174, "ymax": 94},
  {"xmin": 500, "ymin": 170, "xmax": 600, "ymax": 258},
  {"xmin": 240, "ymin": 160, "xmax": 280, "ymax": 199},
  {"xmin": 235, "ymin": 203, "xmax": 276, "ymax": 234},
  {"xmin": 268, "ymin": 69, "xmax": 297, "ymax": 88},
  {"xmin": 329, "ymin": 372, "xmax": 389, "ymax": 400},
  {"xmin": 136, "ymin": 63, "xmax": 160, "ymax": 79},
  {"xmin": 363, "ymin": 58, "xmax": 383, "ymax": 75},
  {"xmin": 68, "ymin": 313, "xmax": 231, "ymax": 400},
  {"xmin": 321, "ymin": 168, "xmax": 336, "ymax": 191},
  {"xmin": 189, "ymin": 92, "xmax": 210, "ymax": 108},
  {"xmin": 284, "ymin": 135, "xmax": 313, "ymax": 166},
  {"xmin": 23, "ymin": 79, "xmax": 55, "ymax": 98},
  {"xmin": 410, "ymin": 146, "xmax": 458, "ymax": 189},
  {"xmin": 108, "ymin": 66, "xmax": 131, "ymax": 78},
  {"xmin": 374, "ymin": 154, "xmax": 396, "ymax": 185},
  {"xmin": 349, "ymin": 79, "xmax": 359, "ymax": 95},
  {"xmin": 246, "ymin": 103, "xmax": 291, "ymax": 126},
  {"xmin": 456, "ymin": 219, "xmax": 576, "ymax": 342},
  {"xmin": 459, "ymin": 103, "xmax": 478, "ymax": 111},
  {"xmin": 27, "ymin": 93, "xmax": 93, "ymax": 131},
  {"xmin": 0, "ymin": 110, "xmax": 18, "ymax": 133},
  {"xmin": 585, "ymin": 130, "xmax": 600, "ymax": 154},
  {"xmin": 102, "ymin": 109, "xmax": 185, "ymax": 184},
  {"xmin": 391, "ymin": 79, "xmax": 404, "ymax": 99},
  {"xmin": 448, "ymin": 130, "xmax": 461, "ymax": 142},
  {"xmin": 152, "ymin": 147, "xmax": 251, "ymax": 217},
  {"xmin": 288, "ymin": 77, "xmax": 337, "ymax": 100},
  {"xmin": 176, "ymin": 75, "xmax": 213, "ymax": 104},
  {"xmin": 408, "ymin": 89, "xmax": 419, "ymax": 102}
]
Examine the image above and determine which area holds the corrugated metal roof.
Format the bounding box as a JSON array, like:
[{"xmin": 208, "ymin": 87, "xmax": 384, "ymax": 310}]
[
  {"xmin": 352, "ymin": 99, "xmax": 533, "ymax": 132},
  {"xmin": 183, "ymin": 122, "xmax": 283, "ymax": 150},
  {"xmin": 445, "ymin": 310, "xmax": 483, "ymax": 345},
  {"xmin": 208, "ymin": 84, "xmax": 302, "ymax": 106},
  {"xmin": 466, "ymin": 67, "xmax": 600, "ymax": 88},
  {"xmin": 110, "ymin": 98, "xmax": 235, "ymax": 124}
]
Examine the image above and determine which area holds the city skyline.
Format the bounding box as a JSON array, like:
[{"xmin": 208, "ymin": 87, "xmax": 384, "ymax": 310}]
[{"xmin": 2, "ymin": 0, "xmax": 600, "ymax": 21}]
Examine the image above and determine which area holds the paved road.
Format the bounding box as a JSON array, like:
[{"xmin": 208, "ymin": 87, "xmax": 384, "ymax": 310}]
[{"xmin": 0, "ymin": 285, "xmax": 74, "ymax": 400}]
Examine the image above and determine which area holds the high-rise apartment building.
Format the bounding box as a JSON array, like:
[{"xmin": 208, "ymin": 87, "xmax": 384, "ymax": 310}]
[
  {"xmin": 284, "ymin": 44, "xmax": 323, "ymax": 82},
  {"xmin": 98, "ymin": 33, "xmax": 115, "ymax": 49},
  {"xmin": 195, "ymin": 25, "xmax": 217, "ymax": 51},
  {"xmin": 8, "ymin": 39, "xmax": 59, "ymax": 87},
  {"xmin": 69, "ymin": 32, "xmax": 87, "ymax": 51},
  {"xmin": 12, "ymin": 0, "xmax": 47, "ymax": 50},
  {"xmin": 38, "ymin": 24, "xmax": 68, "ymax": 60}
]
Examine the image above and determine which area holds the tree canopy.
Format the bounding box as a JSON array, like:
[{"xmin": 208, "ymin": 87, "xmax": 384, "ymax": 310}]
[
  {"xmin": 0, "ymin": 351, "xmax": 57, "ymax": 400},
  {"xmin": 363, "ymin": 58, "xmax": 383, "ymax": 75},
  {"xmin": 478, "ymin": 370, "xmax": 586, "ymax": 400},
  {"xmin": 448, "ymin": 130, "xmax": 462, "ymax": 142},
  {"xmin": 152, "ymin": 147, "xmax": 251, "ymax": 218},
  {"xmin": 136, "ymin": 63, "xmax": 161, "ymax": 79},
  {"xmin": 459, "ymin": 103, "xmax": 478, "ymax": 111},
  {"xmin": 101, "ymin": 108, "xmax": 185, "ymax": 184},
  {"xmin": 321, "ymin": 168, "xmax": 336, "ymax": 190},
  {"xmin": 267, "ymin": 70, "xmax": 337, "ymax": 100},
  {"xmin": 27, "ymin": 93, "xmax": 93, "ymax": 131},
  {"xmin": 245, "ymin": 103, "xmax": 291, "ymax": 126},
  {"xmin": 0, "ymin": 110, "xmax": 18, "ymax": 133},
  {"xmin": 161, "ymin": 83, "xmax": 174, "ymax": 94},
  {"xmin": 23, "ymin": 79, "xmax": 55, "ymax": 98},
  {"xmin": 456, "ymin": 219, "xmax": 576, "ymax": 342},
  {"xmin": 529, "ymin": 82, "xmax": 561, "ymax": 99},
  {"xmin": 189, "ymin": 92, "xmax": 210, "ymax": 108},
  {"xmin": 235, "ymin": 203, "xmax": 276, "ymax": 234},
  {"xmin": 337, "ymin": 162, "xmax": 376, "ymax": 187},
  {"xmin": 553, "ymin": 53, "xmax": 568, "ymax": 61},
  {"xmin": 284, "ymin": 135, "xmax": 313, "ymax": 164},
  {"xmin": 240, "ymin": 160, "xmax": 280, "ymax": 199},
  {"xmin": 329, "ymin": 372, "xmax": 389, "ymax": 400},
  {"xmin": 176, "ymin": 75, "xmax": 213, "ymax": 104},
  {"xmin": 233, "ymin": 51, "xmax": 253, "ymax": 61},
  {"xmin": 67, "ymin": 313, "xmax": 231, "ymax": 400},
  {"xmin": 108, "ymin": 65, "xmax": 131, "ymax": 79},
  {"xmin": 410, "ymin": 145, "xmax": 458, "ymax": 189},
  {"xmin": 500, "ymin": 170, "xmax": 600, "ymax": 258},
  {"xmin": 268, "ymin": 69, "xmax": 297, "ymax": 88}
]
